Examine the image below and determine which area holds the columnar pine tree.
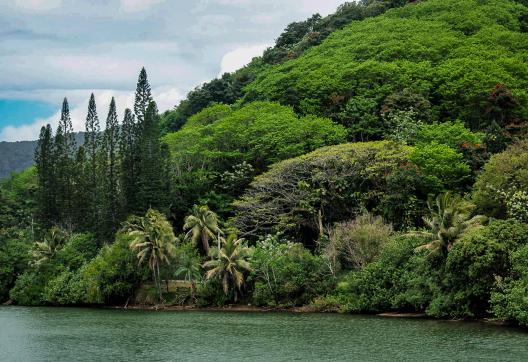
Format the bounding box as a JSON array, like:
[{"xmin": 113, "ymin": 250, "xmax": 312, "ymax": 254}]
[
  {"xmin": 120, "ymin": 108, "xmax": 138, "ymax": 214},
  {"xmin": 34, "ymin": 124, "xmax": 57, "ymax": 228},
  {"xmin": 136, "ymin": 101, "xmax": 169, "ymax": 212},
  {"xmin": 54, "ymin": 98, "xmax": 77, "ymax": 229},
  {"xmin": 134, "ymin": 67, "xmax": 152, "ymax": 126},
  {"xmin": 72, "ymin": 146, "xmax": 90, "ymax": 231},
  {"xmin": 84, "ymin": 93, "xmax": 100, "ymax": 230},
  {"xmin": 100, "ymin": 97, "xmax": 121, "ymax": 238}
]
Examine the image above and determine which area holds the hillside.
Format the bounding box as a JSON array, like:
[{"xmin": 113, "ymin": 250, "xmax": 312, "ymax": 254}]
[
  {"xmin": 243, "ymin": 0, "xmax": 528, "ymax": 144},
  {"xmin": 0, "ymin": 133, "xmax": 84, "ymax": 179}
]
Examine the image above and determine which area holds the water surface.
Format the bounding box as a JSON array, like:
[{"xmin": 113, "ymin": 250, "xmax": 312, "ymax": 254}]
[{"xmin": 1, "ymin": 306, "xmax": 527, "ymax": 361}]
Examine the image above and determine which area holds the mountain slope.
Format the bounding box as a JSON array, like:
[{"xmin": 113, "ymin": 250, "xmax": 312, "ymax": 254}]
[
  {"xmin": 243, "ymin": 0, "xmax": 528, "ymax": 141},
  {"xmin": 0, "ymin": 133, "xmax": 84, "ymax": 179}
]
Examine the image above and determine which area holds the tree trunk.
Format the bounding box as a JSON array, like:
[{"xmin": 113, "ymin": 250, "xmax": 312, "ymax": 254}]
[{"xmin": 202, "ymin": 233, "xmax": 209, "ymax": 255}]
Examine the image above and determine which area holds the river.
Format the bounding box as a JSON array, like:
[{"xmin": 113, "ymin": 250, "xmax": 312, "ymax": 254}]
[{"xmin": 1, "ymin": 306, "xmax": 527, "ymax": 361}]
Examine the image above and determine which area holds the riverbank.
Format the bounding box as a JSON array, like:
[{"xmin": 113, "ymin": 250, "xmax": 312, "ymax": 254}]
[{"xmin": 104, "ymin": 303, "xmax": 514, "ymax": 327}]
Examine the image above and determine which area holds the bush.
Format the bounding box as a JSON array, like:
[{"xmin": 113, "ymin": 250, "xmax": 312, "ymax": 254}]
[
  {"xmin": 473, "ymin": 140, "xmax": 528, "ymax": 218},
  {"xmin": 410, "ymin": 141, "xmax": 471, "ymax": 190},
  {"xmin": 415, "ymin": 121, "xmax": 484, "ymax": 149},
  {"xmin": 42, "ymin": 270, "xmax": 87, "ymax": 305},
  {"xmin": 318, "ymin": 235, "xmax": 432, "ymax": 313},
  {"xmin": 0, "ymin": 228, "xmax": 32, "ymax": 302},
  {"xmin": 427, "ymin": 220, "xmax": 528, "ymax": 318},
  {"xmin": 79, "ymin": 233, "xmax": 148, "ymax": 305},
  {"xmin": 491, "ymin": 244, "xmax": 528, "ymax": 326},
  {"xmin": 327, "ymin": 213, "xmax": 393, "ymax": 271},
  {"xmin": 250, "ymin": 238, "xmax": 334, "ymax": 307}
]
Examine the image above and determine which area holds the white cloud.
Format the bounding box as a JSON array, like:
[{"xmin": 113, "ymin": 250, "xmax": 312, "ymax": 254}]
[
  {"xmin": 0, "ymin": 86, "xmax": 183, "ymax": 141},
  {"xmin": 219, "ymin": 43, "xmax": 270, "ymax": 75},
  {"xmin": 14, "ymin": 0, "xmax": 62, "ymax": 11},
  {"xmin": 120, "ymin": 0, "xmax": 165, "ymax": 13}
]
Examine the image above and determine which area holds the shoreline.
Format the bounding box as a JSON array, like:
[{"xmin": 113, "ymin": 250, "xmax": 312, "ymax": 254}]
[
  {"xmin": 1, "ymin": 302, "xmax": 515, "ymax": 327},
  {"xmin": 102, "ymin": 303, "xmax": 514, "ymax": 326}
]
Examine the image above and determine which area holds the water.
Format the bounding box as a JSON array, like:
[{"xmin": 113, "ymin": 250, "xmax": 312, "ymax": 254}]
[{"xmin": 1, "ymin": 307, "xmax": 527, "ymax": 361}]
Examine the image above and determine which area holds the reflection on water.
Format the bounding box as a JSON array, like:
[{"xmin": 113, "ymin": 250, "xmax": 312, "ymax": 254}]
[{"xmin": 1, "ymin": 306, "xmax": 527, "ymax": 361}]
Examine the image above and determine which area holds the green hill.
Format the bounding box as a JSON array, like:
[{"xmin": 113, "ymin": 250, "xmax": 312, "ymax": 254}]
[{"xmin": 243, "ymin": 0, "xmax": 528, "ymax": 142}]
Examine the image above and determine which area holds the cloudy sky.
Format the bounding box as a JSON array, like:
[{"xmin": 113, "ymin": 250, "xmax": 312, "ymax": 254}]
[{"xmin": 0, "ymin": 0, "xmax": 344, "ymax": 142}]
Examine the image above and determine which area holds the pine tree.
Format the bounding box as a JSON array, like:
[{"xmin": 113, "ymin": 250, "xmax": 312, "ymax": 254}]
[
  {"xmin": 72, "ymin": 146, "xmax": 90, "ymax": 231},
  {"xmin": 34, "ymin": 124, "xmax": 57, "ymax": 228},
  {"xmin": 54, "ymin": 98, "xmax": 77, "ymax": 229},
  {"xmin": 84, "ymin": 93, "xmax": 100, "ymax": 230},
  {"xmin": 120, "ymin": 108, "xmax": 139, "ymax": 215},
  {"xmin": 136, "ymin": 101, "xmax": 168, "ymax": 212},
  {"xmin": 134, "ymin": 67, "xmax": 152, "ymax": 126},
  {"xmin": 101, "ymin": 97, "xmax": 121, "ymax": 237}
]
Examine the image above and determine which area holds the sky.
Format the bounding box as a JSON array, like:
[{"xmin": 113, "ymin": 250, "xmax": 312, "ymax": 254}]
[{"xmin": 0, "ymin": 0, "xmax": 345, "ymax": 142}]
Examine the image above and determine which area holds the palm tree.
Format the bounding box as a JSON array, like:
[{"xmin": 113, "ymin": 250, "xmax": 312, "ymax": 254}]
[
  {"xmin": 183, "ymin": 205, "xmax": 223, "ymax": 255},
  {"xmin": 122, "ymin": 209, "xmax": 177, "ymax": 301},
  {"xmin": 203, "ymin": 234, "xmax": 252, "ymax": 301},
  {"xmin": 414, "ymin": 192, "xmax": 486, "ymax": 258},
  {"xmin": 30, "ymin": 227, "xmax": 68, "ymax": 267},
  {"xmin": 174, "ymin": 249, "xmax": 202, "ymax": 302}
]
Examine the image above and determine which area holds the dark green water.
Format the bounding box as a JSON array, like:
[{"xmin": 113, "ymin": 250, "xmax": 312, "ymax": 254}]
[{"xmin": 1, "ymin": 307, "xmax": 527, "ymax": 361}]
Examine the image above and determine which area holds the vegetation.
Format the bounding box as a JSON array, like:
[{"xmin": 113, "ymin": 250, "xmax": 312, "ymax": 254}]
[{"xmin": 1, "ymin": 0, "xmax": 528, "ymax": 329}]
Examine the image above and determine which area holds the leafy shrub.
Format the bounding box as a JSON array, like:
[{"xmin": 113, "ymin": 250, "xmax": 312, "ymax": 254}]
[
  {"xmin": 415, "ymin": 121, "xmax": 484, "ymax": 149},
  {"xmin": 473, "ymin": 140, "xmax": 528, "ymax": 218},
  {"xmin": 491, "ymin": 244, "xmax": 528, "ymax": 326},
  {"xmin": 427, "ymin": 220, "xmax": 528, "ymax": 318},
  {"xmin": 251, "ymin": 238, "xmax": 334, "ymax": 307},
  {"xmin": 80, "ymin": 233, "xmax": 148, "ymax": 304},
  {"xmin": 327, "ymin": 213, "xmax": 393, "ymax": 271},
  {"xmin": 410, "ymin": 142, "xmax": 471, "ymax": 190},
  {"xmin": 43, "ymin": 270, "xmax": 87, "ymax": 305},
  {"xmin": 0, "ymin": 228, "xmax": 32, "ymax": 302},
  {"xmin": 318, "ymin": 235, "xmax": 432, "ymax": 313}
]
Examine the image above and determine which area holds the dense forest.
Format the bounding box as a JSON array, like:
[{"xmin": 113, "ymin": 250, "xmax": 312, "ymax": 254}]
[{"xmin": 2, "ymin": 0, "xmax": 528, "ymax": 327}]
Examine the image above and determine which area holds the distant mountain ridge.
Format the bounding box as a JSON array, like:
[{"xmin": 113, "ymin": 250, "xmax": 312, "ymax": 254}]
[{"xmin": 0, "ymin": 132, "xmax": 84, "ymax": 179}]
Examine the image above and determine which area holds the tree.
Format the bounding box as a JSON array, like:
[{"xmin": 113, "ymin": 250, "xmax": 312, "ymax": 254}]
[
  {"xmin": 84, "ymin": 93, "xmax": 101, "ymax": 230},
  {"xmin": 174, "ymin": 244, "xmax": 202, "ymax": 302},
  {"xmin": 54, "ymin": 98, "xmax": 77, "ymax": 229},
  {"xmin": 34, "ymin": 124, "xmax": 56, "ymax": 228},
  {"xmin": 134, "ymin": 67, "xmax": 152, "ymax": 126},
  {"xmin": 136, "ymin": 101, "xmax": 169, "ymax": 213},
  {"xmin": 203, "ymin": 234, "xmax": 252, "ymax": 300},
  {"xmin": 122, "ymin": 209, "xmax": 177, "ymax": 301},
  {"xmin": 120, "ymin": 108, "xmax": 138, "ymax": 215},
  {"xmin": 100, "ymin": 97, "xmax": 121, "ymax": 238},
  {"xmin": 183, "ymin": 205, "xmax": 223, "ymax": 255},
  {"xmin": 414, "ymin": 192, "xmax": 487, "ymax": 258},
  {"xmin": 30, "ymin": 228, "xmax": 68, "ymax": 267}
]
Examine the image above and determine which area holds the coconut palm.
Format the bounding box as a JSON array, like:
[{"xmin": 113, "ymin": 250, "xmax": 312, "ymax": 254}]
[
  {"xmin": 30, "ymin": 227, "xmax": 68, "ymax": 267},
  {"xmin": 174, "ymin": 248, "xmax": 202, "ymax": 302},
  {"xmin": 203, "ymin": 234, "xmax": 252, "ymax": 300},
  {"xmin": 183, "ymin": 205, "xmax": 223, "ymax": 255},
  {"xmin": 414, "ymin": 192, "xmax": 486, "ymax": 258},
  {"xmin": 122, "ymin": 209, "xmax": 177, "ymax": 301}
]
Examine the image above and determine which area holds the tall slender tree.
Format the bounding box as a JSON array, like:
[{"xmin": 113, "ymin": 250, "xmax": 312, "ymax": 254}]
[
  {"xmin": 54, "ymin": 98, "xmax": 77, "ymax": 229},
  {"xmin": 120, "ymin": 108, "xmax": 138, "ymax": 214},
  {"xmin": 35, "ymin": 124, "xmax": 57, "ymax": 228},
  {"xmin": 72, "ymin": 146, "xmax": 90, "ymax": 231},
  {"xmin": 101, "ymin": 97, "xmax": 121, "ymax": 238},
  {"xmin": 136, "ymin": 101, "xmax": 168, "ymax": 212},
  {"xmin": 134, "ymin": 67, "xmax": 152, "ymax": 126},
  {"xmin": 84, "ymin": 93, "xmax": 101, "ymax": 230}
]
